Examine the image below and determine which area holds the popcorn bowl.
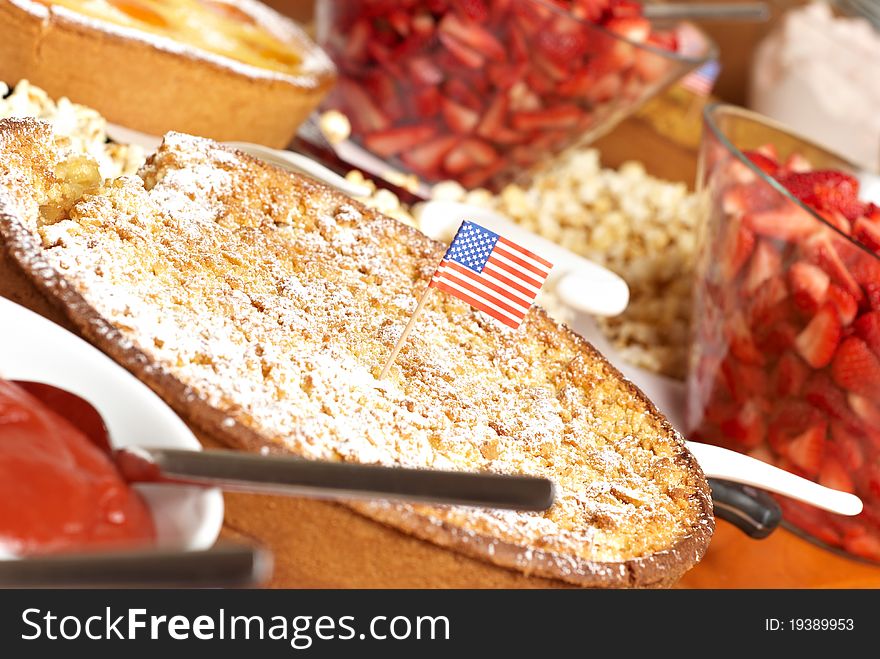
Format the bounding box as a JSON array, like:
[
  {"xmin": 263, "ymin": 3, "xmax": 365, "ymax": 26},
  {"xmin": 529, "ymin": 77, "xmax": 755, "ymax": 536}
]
[
  {"xmin": 316, "ymin": 0, "xmax": 716, "ymax": 191},
  {"xmin": 688, "ymin": 104, "xmax": 880, "ymax": 562}
]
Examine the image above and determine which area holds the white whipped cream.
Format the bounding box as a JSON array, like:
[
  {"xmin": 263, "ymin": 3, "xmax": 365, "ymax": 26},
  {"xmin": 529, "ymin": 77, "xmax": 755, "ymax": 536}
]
[{"xmin": 750, "ymin": 2, "xmax": 880, "ymax": 172}]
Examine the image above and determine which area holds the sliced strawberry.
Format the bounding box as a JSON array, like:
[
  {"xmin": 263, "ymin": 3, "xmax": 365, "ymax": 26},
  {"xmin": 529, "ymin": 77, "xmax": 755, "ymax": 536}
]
[
  {"xmin": 854, "ymin": 311, "xmax": 880, "ymax": 356},
  {"xmin": 745, "ymin": 206, "xmax": 818, "ymax": 242},
  {"xmin": 443, "ymin": 78, "xmax": 482, "ymax": 111},
  {"xmin": 475, "ymin": 93, "xmax": 509, "ymax": 139},
  {"xmin": 767, "ymin": 399, "xmax": 821, "ymax": 454},
  {"xmin": 363, "ymin": 124, "xmax": 437, "ymax": 158},
  {"xmin": 511, "ymin": 105, "xmax": 582, "ymax": 132},
  {"xmin": 400, "ymin": 135, "xmax": 459, "ymax": 176},
  {"xmin": 720, "ymin": 357, "xmax": 768, "ymax": 404},
  {"xmin": 438, "ymin": 13, "xmax": 505, "ymax": 61},
  {"xmin": 443, "ymin": 138, "xmax": 498, "ymax": 175},
  {"xmin": 854, "ymin": 216, "xmax": 880, "ymax": 251},
  {"xmin": 829, "ymin": 421, "xmax": 865, "ymax": 471},
  {"xmin": 457, "ymin": 0, "xmax": 489, "ymax": 22},
  {"xmin": 847, "ymin": 393, "xmax": 880, "ymax": 429},
  {"xmin": 779, "ymin": 169, "xmax": 867, "ymax": 221},
  {"xmin": 719, "ymin": 398, "xmax": 766, "ymax": 449},
  {"xmin": 724, "ymin": 225, "xmax": 755, "ymax": 279},
  {"xmin": 794, "ymin": 304, "xmax": 841, "ymax": 368},
  {"xmin": 459, "ymin": 158, "xmax": 506, "ymax": 189},
  {"xmin": 585, "ymin": 73, "xmax": 623, "ymax": 104},
  {"xmin": 774, "ymin": 351, "xmax": 809, "ymax": 397},
  {"xmin": 336, "ymin": 79, "xmax": 391, "ymax": 133},
  {"xmin": 727, "ymin": 312, "xmax": 764, "ymax": 366},
  {"xmin": 605, "ymin": 16, "xmax": 650, "ymax": 43},
  {"xmin": 536, "ymin": 28, "xmax": 588, "ymax": 65},
  {"xmin": 803, "ymin": 233, "xmax": 862, "ymax": 300},
  {"xmin": 441, "ymin": 98, "xmax": 479, "ymax": 134},
  {"xmin": 803, "ymin": 373, "xmax": 860, "ymax": 430},
  {"xmin": 437, "ymin": 31, "xmax": 484, "ymax": 68},
  {"xmin": 831, "ymin": 336, "xmax": 880, "ymax": 398},
  {"xmin": 556, "ymin": 68, "xmax": 596, "ymax": 98},
  {"xmin": 748, "ymin": 275, "xmax": 788, "ymax": 327},
  {"xmin": 820, "ymin": 455, "xmax": 855, "ymax": 494},
  {"xmin": 785, "ymin": 422, "xmax": 826, "ymax": 476},
  {"xmin": 843, "ymin": 527, "xmax": 880, "ymax": 561},
  {"xmin": 722, "ymin": 182, "xmax": 780, "ymax": 216},
  {"xmin": 743, "ymin": 240, "xmax": 782, "ymax": 294},
  {"xmin": 407, "ymin": 57, "xmax": 444, "ymax": 86},
  {"xmin": 413, "ymin": 86, "xmax": 441, "ymax": 118},
  {"xmin": 826, "ymin": 284, "xmax": 858, "ymax": 325},
  {"xmin": 343, "ymin": 19, "xmax": 372, "ymax": 62},
  {"xmin": 571, "ymin": 0, "xmax": 612, "ymax": 23},
  {"xmin": 788, "ymin": 261, "xmax": 830, "ymax": 314},
  {"xmin": 779, "ymin": 499, "xmax": 841, "ymax": 545},
  {"xmin": 783, "ymin": 152, "xmax": 812, "ymax": 173},
  {"xmin": 743, "ymin": 149, "xmax": 778, "ymax": 176}
]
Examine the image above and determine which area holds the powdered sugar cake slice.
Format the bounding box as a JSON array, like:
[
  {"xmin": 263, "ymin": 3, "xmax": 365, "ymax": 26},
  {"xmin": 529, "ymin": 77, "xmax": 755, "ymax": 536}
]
[{"xmin": 0, "ymin": 118, "xmax": 713, "ymax": 587}]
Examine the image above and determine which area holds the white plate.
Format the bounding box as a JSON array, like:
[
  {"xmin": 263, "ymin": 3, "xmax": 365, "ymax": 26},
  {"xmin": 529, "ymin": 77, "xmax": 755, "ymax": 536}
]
[{"xmin": 0, "ymin": 297, "xmax": 224, "ymax": 551}]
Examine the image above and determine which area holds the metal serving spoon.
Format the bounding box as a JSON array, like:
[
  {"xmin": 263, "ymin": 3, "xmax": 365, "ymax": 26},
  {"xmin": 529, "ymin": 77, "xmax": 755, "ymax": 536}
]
[{"xmin": 13, "ymin": 381, "xmax": 554, "ymax": 512}]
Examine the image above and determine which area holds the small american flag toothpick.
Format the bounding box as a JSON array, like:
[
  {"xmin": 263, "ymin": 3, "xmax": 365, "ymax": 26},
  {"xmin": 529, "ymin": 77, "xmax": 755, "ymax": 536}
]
[{"xmin": 380, "ymin": 220, "xmax": 552, "ymax": 379}]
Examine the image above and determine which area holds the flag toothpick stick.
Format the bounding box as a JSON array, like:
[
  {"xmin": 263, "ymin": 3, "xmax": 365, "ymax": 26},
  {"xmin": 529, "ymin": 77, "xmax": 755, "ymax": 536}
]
[
  {"xmin": 379, "ymin": 286, "xmax": 433, "ymax": 379},
  {"xmin": 379, "ymin": 220, "xmax": 552, "ymax": 380}
]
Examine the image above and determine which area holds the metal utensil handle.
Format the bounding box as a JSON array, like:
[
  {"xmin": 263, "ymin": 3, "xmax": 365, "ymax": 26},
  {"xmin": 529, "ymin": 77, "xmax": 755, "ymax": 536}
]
[
  {"xmin": 709, "ymin": 479, "xmax": 782, "ymax": 539},
  {"xmin": 0, "ymin": 545, "xmax": 270, "ymax": 588},
  {"xmin": 117, "ymin": 447, "xmax": 556, "ymax": 512},
  {"xmin": 644, "ymin": 2, "xmax": 769, "ymax": 21}
]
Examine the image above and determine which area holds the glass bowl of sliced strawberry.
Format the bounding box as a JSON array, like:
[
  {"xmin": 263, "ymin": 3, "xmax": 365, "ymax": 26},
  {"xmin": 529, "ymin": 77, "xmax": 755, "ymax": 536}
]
[
  {"xmin": 688, "ymin": 104, "xmax": 880, "ymax": 562},
  {"xmin": 315, "ymin": 0, "xmax": 716, "ymax": 191}
]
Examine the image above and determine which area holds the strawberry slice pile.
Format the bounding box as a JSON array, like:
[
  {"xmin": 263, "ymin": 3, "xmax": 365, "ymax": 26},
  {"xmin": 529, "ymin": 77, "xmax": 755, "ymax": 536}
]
[
  {"xmin": 319, "ymin": 0, "xmax": 679, "ymax": 190},
  {"xmin": 690, "ymin": 143, "xmax": 880, "ymax": 561}
]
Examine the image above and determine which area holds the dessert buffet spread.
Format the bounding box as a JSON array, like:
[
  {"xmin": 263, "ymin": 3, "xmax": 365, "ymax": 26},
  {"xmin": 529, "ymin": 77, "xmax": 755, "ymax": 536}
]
[{"xmin": 1, "ymin": 0, "xmax": 879, "ymax": 589}]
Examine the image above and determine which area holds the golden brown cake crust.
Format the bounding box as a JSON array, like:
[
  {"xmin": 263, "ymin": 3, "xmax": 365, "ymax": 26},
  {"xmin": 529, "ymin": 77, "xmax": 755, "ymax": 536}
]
[
  {"xmin": 0, "ymin": 0, "xmax": 335, "ymax": 147},
  {"xmin": 0, "ymin": 118, "xmax": 714, "ymax": 588}
]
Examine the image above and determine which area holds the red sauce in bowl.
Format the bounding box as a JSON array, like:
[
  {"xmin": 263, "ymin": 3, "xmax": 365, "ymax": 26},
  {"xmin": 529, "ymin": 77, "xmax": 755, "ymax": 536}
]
[{"xmin": 0, "ymin": 379, "xmax": 155, "ymax": 555}]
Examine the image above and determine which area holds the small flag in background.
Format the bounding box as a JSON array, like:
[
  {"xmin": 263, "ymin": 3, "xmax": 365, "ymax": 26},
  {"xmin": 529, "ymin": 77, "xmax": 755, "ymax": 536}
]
[
  {"xmin": 429, "ymin": 221, "xmax": 552, "ymax": 330},
  {"xmin": 681, "ymin": 59, "xmax": 721, "ymax": 97}
]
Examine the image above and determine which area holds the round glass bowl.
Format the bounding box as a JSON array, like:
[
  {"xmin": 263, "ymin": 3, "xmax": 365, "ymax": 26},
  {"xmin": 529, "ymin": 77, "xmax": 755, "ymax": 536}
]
[
  {"xmin": 688, "ymin": 103, "xmax": 880, "ymax": 562},
  {"xmin": 316, "ymin": 0, "xmax": 716, "ymax": 191}
]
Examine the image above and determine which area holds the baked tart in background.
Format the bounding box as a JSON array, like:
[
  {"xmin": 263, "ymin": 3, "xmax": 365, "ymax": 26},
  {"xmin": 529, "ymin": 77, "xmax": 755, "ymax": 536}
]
[{"xmin": 0, "ymin": 0, "xmax": 336, "ymax": 147}]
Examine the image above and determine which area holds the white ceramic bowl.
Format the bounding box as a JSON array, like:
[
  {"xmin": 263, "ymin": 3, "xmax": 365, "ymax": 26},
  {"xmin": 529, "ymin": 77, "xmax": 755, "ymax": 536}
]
[{"xmin": 0, "ymin": 297, "xmax": 224, "ymax": 551}]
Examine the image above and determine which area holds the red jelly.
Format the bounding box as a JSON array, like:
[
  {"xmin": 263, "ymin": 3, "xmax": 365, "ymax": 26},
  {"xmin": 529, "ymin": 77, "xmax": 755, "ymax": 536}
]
[{"xmin": 0, "ymin": 379, "xmax": 155, "ymax": 555}]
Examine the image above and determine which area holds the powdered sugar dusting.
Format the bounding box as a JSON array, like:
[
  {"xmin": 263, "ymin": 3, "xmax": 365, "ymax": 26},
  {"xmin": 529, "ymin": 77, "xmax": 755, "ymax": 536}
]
[{"xmin": 0, "ymin": 124, "xmax": 712, "ymax": 583}]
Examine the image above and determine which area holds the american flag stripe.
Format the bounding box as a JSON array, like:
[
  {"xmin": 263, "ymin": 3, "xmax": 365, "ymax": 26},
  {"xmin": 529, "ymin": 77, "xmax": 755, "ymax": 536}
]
[
  {"xmin": 428, "ymin": 220, "xmax": 552, "ymax": 330},
  {"xmin": 431, "ymin": 281, "xmax": 521, "ymax": 329},
  {"xmin": 485, "ymin": 256, "xmax": 543, "ymax": 289},
  {"xmin": 481, "ymin": 263, "xmax": 540, "ymax": 298},
  {"xmin": 437, "ymin": 261, "xmax": 532, "ymax": 309},
  {"xmin": 492, "ymin": 246, "xmax": 548, "ymax": 277},
  {"xmin": 496, "ymin": 235, "xmax": 553, "ymax": 269}
]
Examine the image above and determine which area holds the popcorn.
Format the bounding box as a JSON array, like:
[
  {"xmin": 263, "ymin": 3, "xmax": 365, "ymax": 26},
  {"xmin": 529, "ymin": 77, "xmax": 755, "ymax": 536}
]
[
  {"xmin": 317, "ymin": 109, "xmax": 351, "ymax": 146},
  {"xmin": 0, "ymin": 79, "xmax": 144, "ymax": 179},
  {"xmin": 338, "ymin": 147, "xmax": 699, "ymax": 379}
]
